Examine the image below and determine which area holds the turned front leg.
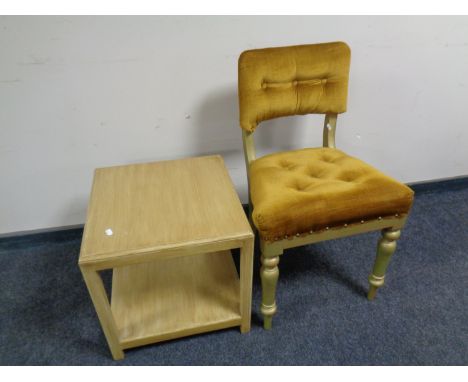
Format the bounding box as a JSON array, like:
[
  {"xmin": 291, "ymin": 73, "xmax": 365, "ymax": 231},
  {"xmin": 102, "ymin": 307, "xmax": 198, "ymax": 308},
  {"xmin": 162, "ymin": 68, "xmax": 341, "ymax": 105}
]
[
  {"xmin": 260, "ymin": 253, "xmax": 280, "ymax": 330},
  {"xmin": 368, "ymin": 228, "xmax": 401, "ymax": 300}
]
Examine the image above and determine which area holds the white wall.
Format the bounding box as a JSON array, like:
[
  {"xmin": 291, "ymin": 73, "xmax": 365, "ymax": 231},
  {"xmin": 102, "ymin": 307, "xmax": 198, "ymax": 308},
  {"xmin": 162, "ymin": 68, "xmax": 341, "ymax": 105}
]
[{"xmin": 1, "ymin": 16, "xmax": 468, "ymax": 234}]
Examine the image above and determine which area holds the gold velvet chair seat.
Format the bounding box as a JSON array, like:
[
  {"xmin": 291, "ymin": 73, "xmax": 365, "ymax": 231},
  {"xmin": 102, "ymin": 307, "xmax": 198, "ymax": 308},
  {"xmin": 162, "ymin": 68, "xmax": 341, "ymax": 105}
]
[{"xmin": 249, "ymin": 147, "xmax": 414, "ymax": 241}]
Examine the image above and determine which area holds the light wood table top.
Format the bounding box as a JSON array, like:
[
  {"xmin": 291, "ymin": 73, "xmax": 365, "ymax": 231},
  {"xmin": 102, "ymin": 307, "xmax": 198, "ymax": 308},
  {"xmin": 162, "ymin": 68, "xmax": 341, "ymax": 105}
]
[{"xmin": 79, "ymin": 155, "xmax": 253, "ymax": 268}]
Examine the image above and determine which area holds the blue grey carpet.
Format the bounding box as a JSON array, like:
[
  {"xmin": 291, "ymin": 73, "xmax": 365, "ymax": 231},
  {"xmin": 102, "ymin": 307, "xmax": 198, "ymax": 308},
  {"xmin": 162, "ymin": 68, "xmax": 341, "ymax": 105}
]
[{"xmin": 1, "ymin": 183, "xmax": 467, "ymax": 365}]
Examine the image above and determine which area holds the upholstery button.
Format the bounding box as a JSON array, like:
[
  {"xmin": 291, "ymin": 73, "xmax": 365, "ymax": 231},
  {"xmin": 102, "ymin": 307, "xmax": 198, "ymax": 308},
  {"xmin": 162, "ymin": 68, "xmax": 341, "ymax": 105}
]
[{"xmin": 295, "ymin": 184, "xmax": 309, "ymax": 192}]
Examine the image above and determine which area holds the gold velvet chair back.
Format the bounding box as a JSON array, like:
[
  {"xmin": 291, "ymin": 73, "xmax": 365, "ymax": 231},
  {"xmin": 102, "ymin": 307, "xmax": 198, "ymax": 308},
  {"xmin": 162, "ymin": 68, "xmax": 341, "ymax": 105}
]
[
  {"xmin": 238, "ymin": 42, "xmax": 351, "ymax": 132},
  {"xmin": 238, "ymin": 42, "xmax": 414, "ymax": 330}
]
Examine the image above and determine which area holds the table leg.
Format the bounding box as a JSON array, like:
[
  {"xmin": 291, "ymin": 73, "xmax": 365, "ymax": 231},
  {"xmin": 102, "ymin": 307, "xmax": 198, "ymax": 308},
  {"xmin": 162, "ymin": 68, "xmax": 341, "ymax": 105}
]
[
  {"xmin": 80, "ymin": 265, "xmax": 124, "ymax": 360},
  {"xmin": 240, "ymin": 238, "xmax": 254, "ymax": 333}
]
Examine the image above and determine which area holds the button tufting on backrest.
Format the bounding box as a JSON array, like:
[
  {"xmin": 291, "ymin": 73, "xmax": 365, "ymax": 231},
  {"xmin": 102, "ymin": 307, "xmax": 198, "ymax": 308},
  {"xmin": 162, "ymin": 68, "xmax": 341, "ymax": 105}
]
[
  {"xmin": 262, "ymin": 78, "xmax": 328, "ymax": 90},
  {"xmin": 238, "ymin": 42, "xmax": 352, "ymax": 132}
]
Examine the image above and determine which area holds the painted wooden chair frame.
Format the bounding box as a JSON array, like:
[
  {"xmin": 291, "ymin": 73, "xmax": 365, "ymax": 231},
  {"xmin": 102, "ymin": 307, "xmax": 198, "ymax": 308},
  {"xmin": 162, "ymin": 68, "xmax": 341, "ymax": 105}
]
[
  {"xmin": 243, "ymin": 119, "xmax": 407, "ymax": 329},
  {"xmin": 240, "ymin": 43, "xmax": 410, "ymax": 329}
]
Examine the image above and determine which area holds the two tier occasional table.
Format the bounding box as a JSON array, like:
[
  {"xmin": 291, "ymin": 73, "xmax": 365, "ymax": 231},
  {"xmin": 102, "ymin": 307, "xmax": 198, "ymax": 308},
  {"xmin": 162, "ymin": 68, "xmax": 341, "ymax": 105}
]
[{"xmin": 78, "ymin": 155, "xmax": 254, "ymax": 360}]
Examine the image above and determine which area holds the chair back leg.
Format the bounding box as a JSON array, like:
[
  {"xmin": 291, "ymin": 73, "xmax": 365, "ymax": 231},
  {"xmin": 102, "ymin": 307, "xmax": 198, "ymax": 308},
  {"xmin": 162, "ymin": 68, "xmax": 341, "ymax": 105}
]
[{"xmin": 368, "ymin": 228, "xmax": 401, "ymax": 300}]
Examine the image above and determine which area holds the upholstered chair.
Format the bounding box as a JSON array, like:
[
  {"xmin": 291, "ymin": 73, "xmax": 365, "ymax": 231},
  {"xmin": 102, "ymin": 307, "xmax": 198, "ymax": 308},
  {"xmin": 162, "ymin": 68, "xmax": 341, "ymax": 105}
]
[{"xmin": 238, "ymin": 42, "xmax": 414, "ymax": 329}]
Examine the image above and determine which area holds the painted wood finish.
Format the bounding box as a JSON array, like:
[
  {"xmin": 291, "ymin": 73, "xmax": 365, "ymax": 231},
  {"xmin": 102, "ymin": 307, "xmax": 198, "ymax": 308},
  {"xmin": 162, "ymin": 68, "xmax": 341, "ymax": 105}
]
[
  {"xmin": 260, "ymin": 254, "xmax": 281, "ymax": 330},
  {"xmin": 323, "ymin": 113, "xmax": 337, "ymax": 148},
  {"xmin": 242, "ymin": 113, "xmax": 410, "ymax": 329},
  {"xmin": 368, "ymin": 228, "xmax": 401, "ymax": 300}
]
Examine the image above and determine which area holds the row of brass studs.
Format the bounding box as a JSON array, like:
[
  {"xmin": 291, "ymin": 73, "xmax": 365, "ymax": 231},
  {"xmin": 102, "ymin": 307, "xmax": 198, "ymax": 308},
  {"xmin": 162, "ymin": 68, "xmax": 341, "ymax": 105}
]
[{"xmin": 266, "ymin": 213, "xmax": 402, "ymax": 242}]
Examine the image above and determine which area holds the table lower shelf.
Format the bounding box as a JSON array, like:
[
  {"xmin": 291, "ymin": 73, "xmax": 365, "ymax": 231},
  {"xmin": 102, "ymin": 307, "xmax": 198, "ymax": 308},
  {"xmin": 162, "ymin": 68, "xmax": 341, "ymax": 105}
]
[{"xmin": 111, "ymin": 250, "xmax": 242, "ymax": 349}]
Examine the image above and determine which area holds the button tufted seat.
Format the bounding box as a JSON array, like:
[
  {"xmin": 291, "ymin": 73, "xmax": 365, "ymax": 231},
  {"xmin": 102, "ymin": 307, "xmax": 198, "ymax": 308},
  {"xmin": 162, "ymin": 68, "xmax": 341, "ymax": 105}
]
[{"xmin": 249, "ymin": 147, "xmax": 414, "ymax": 241}]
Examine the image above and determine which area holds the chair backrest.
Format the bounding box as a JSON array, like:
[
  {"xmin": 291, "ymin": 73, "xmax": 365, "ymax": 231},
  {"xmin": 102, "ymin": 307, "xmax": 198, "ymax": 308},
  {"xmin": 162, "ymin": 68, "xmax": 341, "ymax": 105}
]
[{"xmin": 238, "ymin": 42, "xmax": 351, "ymax": 132}]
